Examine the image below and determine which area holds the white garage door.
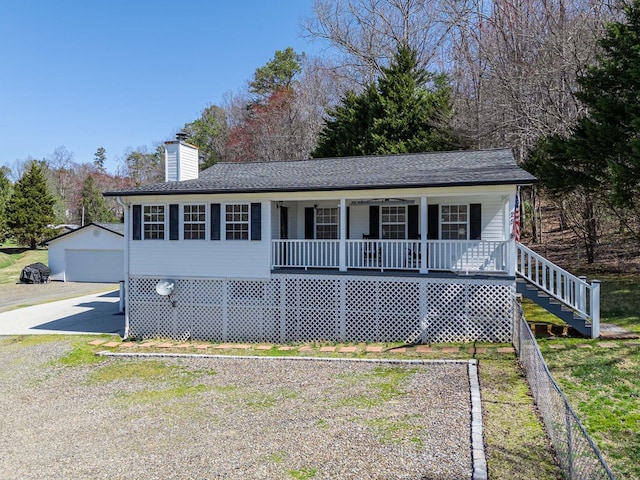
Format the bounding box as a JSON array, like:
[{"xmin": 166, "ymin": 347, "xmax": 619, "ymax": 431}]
[{"xmin": 65, "ymin": 249, "xmax": 124, "ymax": 282}]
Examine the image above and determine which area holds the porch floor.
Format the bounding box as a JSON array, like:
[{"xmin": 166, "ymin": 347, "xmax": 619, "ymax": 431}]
[{"xmin": 271, "ymin": 267, "xmax": 514, "ymax": 281}]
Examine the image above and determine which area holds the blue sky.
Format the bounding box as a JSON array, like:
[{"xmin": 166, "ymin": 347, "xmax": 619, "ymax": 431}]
[{"xmin": 0, "ymin": 0, "xmax": 319, "ymax": 174}]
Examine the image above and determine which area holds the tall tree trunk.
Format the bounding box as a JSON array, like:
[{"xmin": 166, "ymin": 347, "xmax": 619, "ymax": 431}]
[
  {"xmin": 529, "ymin": 187, "xmax": 538, "ymax": 244},
  {"xmin": 582, "ymin": 192, "xmax": 597, "ymax": 264}
]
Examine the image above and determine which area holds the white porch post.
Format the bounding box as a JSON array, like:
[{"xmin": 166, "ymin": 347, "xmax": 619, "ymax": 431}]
[
  {"xmin": 339, "ymin": 198, "xmax": 347, "ymax": 272},
  {"xmin": 120, "ymin": 198, "xmax": 130, "ymax": 338},
  {"xmin": 590, "ymin": 280, "xmax": 601, "ymax": 339},
  {"xmin": 266, "ymin": 200, "xmax": 273, "ymax": 271},
  {"xmin": 507, "ymin": 194, "xmax": 516, "ymax": 276},
  {"xmin": 420, "ymin": 196, "xmax": 428, "ymax": 274}
]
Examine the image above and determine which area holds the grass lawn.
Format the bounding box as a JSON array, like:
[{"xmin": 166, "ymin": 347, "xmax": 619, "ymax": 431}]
[
  {"xmin": 0, "ymin": 246, "xmax": 48, "ymax": 284},
  {"xmin": 523, "ymin": 273, "xmax": 640, "ymax": 480}
]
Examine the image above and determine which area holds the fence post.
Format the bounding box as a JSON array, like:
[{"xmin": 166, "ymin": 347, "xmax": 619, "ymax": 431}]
[
  {"xmin": 517, "ymin": 305, "xmax": 523, "ymax": 356},
  {"xmin": 590, "ymin": 280, "xmax": 601, "ymax": 339}
]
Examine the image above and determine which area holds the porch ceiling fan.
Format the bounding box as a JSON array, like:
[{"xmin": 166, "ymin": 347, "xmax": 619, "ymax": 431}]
[{"xmin": 348, "ymin": 198, "xmax": 415, "ymax": 206}]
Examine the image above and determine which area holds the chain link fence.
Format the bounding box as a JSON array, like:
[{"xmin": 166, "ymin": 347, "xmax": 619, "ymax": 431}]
[{"xmin": 513, "ymin": 304, "xmax": 615, "ymax": 480}]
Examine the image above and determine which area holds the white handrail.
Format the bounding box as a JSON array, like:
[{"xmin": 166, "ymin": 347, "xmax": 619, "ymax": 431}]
[{"xmin": 515, "ymin": 242, "xmax": 600, "ymax": 338}]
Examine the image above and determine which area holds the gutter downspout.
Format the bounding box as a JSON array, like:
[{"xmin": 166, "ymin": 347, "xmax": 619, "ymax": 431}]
[{"xmin": 116, "ymin": 196, "xmax": 130, "ymax": 339}]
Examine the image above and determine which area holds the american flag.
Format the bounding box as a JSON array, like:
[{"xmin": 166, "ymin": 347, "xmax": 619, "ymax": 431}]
[{"xmin": 513, "ymin": 191, "xmax": 521, "ymax": 242}]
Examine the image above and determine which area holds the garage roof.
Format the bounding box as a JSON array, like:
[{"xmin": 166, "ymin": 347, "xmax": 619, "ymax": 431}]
[{"xmin": 45, "ymin": 222, "xmax": 124, "ymax": 245}]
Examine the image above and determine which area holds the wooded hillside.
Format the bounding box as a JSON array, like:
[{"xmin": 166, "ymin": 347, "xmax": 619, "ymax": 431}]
[{"xmin": 2, "ymin": 0, "xmax": 638, "ymax": 267}]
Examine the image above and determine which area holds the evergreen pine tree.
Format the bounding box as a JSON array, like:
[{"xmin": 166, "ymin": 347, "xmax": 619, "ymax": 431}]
[
  {"xmin": 529, "ymin": 0, "xmax": 640, "ymax": 207},
  {"xmin": 313, "ymin": 44, "xmax": 461, "ymax": 158},
  {"xmin": 574, "ymin": 0, "xmax": 640, "ymax": 207},
  {"xmin": 93, "ymin": 147, "xmax": 107, "ymax": 173},
  {"xmin": 6, "ymin": 161, "xmax": 56, "ymax": 249},
  {"xmin": 313, "ymin": 85, "xmax": 380, "ymax": 158},
  {"xmin": 0, "ymin": 166, "xmax": 12, "ymax": 241},
  {"xmin": 80, "ymin": 175, "xmax": 116, "ymax": 224}
]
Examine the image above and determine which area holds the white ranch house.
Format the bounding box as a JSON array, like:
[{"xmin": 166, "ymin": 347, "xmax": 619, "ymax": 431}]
[{"xmin": 105, "ymin": 140, "xmax": 600, "ymax": 343}]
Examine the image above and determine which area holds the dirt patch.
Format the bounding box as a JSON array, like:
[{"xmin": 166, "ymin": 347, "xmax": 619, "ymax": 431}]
[{"xmin": 523, "ymin": 203, "xmax": 640, "ymax": 275}]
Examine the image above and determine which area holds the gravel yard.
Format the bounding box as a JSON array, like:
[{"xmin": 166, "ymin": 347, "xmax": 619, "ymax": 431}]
[
  {"xmin": 0, "ymin": 282, "xmax": 117, "ymax": 312},
  {"xmin": 0, "ymin": 338, "xmax": 473, "ymax": 479}
]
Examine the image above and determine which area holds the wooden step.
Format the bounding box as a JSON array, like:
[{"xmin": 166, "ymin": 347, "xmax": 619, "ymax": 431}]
[{"xmin": 516, "ymin": 278, "xmax": 592, "ymax": 337}]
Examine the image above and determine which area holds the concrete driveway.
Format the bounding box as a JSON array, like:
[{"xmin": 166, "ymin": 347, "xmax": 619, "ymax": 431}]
[{"xmin": 0, "ymin": 290, "xmax": 124, "ymax": 336}]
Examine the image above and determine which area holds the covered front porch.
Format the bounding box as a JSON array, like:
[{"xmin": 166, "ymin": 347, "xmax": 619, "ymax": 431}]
[
  {"xmin": 272, "ymin": 238, "xmax": 512, "ymax": 273},
  {"xmin": 268, "ymin": 192, "xmax": 516, "ymax": 275}
]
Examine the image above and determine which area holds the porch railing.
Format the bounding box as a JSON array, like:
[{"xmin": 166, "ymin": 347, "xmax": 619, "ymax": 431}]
[
  {"xmin": 515, "ymin": 242, "xmax": 600, "ymax": 337},
  {"xmin": 271, "ymin": 239, "xmax": 339, "ymax": 269},
  {"xmin": 272, "ymin": 239, "xmax": 509, "ymax": 273},
  {"xmin": 428, "ymin": 240, "xmax": 508, "ymax": 272},
  {"xmin": 345, "ymin": 239, "xmax": 422, "ymax": 270}
]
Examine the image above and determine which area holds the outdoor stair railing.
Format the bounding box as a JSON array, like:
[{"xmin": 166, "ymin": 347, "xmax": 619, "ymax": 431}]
[{"xmin": 515, "ymin": 242, "xmax": 600, "ymax": 338}]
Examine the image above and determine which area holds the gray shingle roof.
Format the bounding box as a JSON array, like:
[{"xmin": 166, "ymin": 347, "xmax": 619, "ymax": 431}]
[
  {"xmin": 104, "ymin": 148, "xmax": 536, "ymax": 197},
  {"xmin": 45, "ymin": 222, "xmax": 124, "ymax": 244},
  {"xmin": 95, "ymin": 222, "xmax": 125, "ymax": 235}
]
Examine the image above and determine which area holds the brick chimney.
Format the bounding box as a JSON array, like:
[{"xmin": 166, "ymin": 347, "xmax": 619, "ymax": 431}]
[{"xmin": 164, "ymin": 132, "xmax": 198, "ymax": 181}]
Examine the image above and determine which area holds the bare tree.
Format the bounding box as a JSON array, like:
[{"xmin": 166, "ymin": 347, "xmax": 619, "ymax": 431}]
[
  {"xmin": 450, "ymin": 0, "xmax": 616, "ymax": 161},
  {"xmin": 8, "ymin": 156, "xmax": 35, "ymax": 182},
  {"xmin": 303, "ymin": 0, "xmax": 458, "ymax": 86},
  {"xmin": 445, "ymin": 0, "xmax": 619, "ymax": 245},
  {"xmin": 121, "ymin": 144, "xmax": 164, "ymax": 186},
  {"xmin": 223, "ymin": 55, "xmax": 341, "ymax": 162},
  {"xmin": 43, "ymin": 146, "xmax": 77, "ymax": 222}
]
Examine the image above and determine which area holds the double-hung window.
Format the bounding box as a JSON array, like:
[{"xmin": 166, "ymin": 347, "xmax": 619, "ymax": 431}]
[
  {"xmin": 225, "ymin": 204, "xmax": 249, "ymax": 240},
  {"xmin": 143, "ymin": 205, "xmax": 165, "ymax": 240},
  {"xmin": 381, "ymin": 206, "xmax": 406, "ymax": 239},
  {"xmin": 315, "ymin": 207, "xmax": 338, "ymax": 239},
  {"xmin": 441, "ymin": 205, "xmax": 468, "ymax": 239},
  {"xmin": 183, "ymin": 204, "xmax": 206, "ymax": 240}
]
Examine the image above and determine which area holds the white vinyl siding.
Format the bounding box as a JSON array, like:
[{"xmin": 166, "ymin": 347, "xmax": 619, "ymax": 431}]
[
  {"xmin": 164, "ymin": 142, "xmax": 198, "ymax": 182},
  {"xmin": 128, "ymin": 200, "xmax": 271, "ymax": 279}
]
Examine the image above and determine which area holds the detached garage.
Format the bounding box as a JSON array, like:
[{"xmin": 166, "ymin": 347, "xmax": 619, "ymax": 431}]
[{"xmin": 46, "ymin": 223, "xmax": 124, "ymax": 282}]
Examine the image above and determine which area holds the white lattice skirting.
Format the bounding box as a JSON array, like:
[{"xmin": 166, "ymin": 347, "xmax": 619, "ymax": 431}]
[{"xmin": 127, "ymin": 274, "xmax": 515, "ymax": 344}]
